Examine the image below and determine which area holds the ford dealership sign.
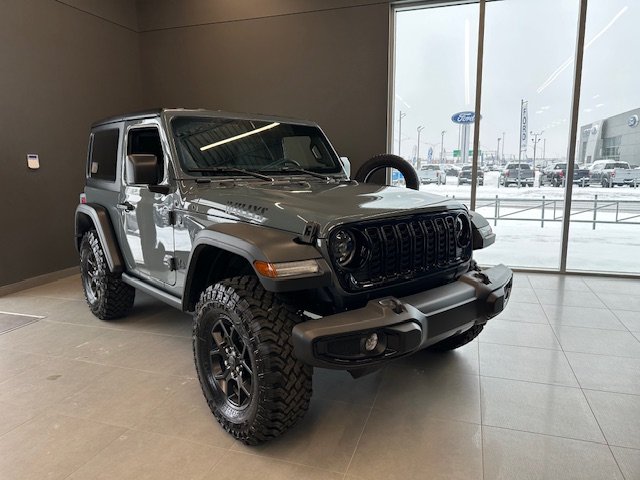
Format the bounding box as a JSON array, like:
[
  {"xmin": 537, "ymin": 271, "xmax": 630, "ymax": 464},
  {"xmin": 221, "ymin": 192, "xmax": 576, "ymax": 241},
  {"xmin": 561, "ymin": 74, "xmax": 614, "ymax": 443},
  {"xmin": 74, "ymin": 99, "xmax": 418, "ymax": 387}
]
[{"xmin": 451, "ymin": 111, "xmax": 476, "ymax": 124}]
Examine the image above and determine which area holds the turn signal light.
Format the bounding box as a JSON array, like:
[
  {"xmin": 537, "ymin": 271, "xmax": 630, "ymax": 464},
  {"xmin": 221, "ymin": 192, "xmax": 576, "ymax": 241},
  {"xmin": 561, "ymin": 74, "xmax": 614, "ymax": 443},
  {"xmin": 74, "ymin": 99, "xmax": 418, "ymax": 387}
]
[{"xmin": 254, "ymin": 260, "xmax": 320, "ymax": 278}]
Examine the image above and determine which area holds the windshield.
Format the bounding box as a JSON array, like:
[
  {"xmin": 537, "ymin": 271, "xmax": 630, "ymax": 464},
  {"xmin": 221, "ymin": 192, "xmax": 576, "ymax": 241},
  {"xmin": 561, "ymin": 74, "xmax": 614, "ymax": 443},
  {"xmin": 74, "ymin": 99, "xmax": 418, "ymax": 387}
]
[
  {"xmin": 171, "ymin": 116, "xmax": 342, "ymax": 176},
  {"xmin": 421, "ymin": 165, "xmax": 440, "ymax": 170}
]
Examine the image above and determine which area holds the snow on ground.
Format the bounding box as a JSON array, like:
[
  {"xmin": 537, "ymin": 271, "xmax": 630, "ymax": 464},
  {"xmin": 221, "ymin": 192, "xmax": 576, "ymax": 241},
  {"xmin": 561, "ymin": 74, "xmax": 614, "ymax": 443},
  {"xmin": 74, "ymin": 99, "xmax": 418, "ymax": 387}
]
[{"xmin": 420, "ymin": 172, "xmax": 640, "ymax": 273}]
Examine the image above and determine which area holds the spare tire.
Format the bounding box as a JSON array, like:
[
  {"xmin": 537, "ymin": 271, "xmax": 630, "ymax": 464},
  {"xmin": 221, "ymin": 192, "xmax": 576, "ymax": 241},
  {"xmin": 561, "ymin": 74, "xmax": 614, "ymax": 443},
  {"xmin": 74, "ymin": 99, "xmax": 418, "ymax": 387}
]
[{"xmin": 354, "ymin": 154, "xmax": 420, "ymax": 191}]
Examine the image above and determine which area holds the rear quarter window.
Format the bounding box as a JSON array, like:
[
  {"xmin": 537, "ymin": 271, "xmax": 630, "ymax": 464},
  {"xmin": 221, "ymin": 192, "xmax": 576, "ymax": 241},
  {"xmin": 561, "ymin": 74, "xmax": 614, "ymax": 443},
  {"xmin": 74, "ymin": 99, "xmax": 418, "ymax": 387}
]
[{"xmin": 89, "ymin": 129, "xmax": 119, "ymax": 181}]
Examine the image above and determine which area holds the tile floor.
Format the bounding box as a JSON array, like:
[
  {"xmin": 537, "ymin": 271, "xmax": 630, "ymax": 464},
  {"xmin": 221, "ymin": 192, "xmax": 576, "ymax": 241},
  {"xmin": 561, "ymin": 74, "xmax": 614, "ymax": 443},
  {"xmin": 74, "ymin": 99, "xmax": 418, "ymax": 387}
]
[{"xmin": 0, "ymin": 273, "xmax": 639, "ymax": 479}]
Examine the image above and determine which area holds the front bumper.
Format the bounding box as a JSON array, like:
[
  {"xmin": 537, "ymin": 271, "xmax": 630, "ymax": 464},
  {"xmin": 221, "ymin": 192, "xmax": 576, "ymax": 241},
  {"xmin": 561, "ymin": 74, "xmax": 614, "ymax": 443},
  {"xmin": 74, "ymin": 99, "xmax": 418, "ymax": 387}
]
[{"xmin": 292, "ymin": 264, "xmax": 513, "ymax": 369}]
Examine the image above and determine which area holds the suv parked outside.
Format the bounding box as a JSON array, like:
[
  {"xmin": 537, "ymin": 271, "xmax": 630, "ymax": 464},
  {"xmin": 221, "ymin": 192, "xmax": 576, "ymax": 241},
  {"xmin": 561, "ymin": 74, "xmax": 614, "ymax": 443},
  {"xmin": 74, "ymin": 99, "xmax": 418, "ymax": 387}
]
[{"xmin": 75, "ymin": 109, "xmax": 512, "ymax": 445}]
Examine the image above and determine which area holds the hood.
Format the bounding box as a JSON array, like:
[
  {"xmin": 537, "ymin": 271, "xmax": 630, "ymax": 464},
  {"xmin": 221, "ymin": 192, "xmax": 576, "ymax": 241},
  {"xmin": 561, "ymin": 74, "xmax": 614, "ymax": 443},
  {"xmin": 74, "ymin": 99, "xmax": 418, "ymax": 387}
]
[{"xmin": 184, "ymin": 180, "xmax": 464, "ymax": 238}]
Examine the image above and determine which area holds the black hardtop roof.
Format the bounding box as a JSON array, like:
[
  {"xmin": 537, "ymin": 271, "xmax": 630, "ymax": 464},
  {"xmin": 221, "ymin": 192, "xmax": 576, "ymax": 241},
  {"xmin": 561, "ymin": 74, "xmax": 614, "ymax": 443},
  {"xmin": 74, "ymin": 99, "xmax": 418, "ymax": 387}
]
[
  {"xmin": 91, "ymin": 108, "xmax": 164, "ymax": 127},
  {"xmin": 90, "ymin": 108, "xmax": 317, "ymax": 128}
]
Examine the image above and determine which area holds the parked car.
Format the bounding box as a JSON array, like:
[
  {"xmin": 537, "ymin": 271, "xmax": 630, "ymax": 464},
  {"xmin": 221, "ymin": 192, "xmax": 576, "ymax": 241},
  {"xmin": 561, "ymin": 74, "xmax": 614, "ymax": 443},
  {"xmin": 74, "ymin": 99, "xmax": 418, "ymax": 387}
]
[
  {"xmin": 500, "ymin": 163, "xmax": 534, "ymax": 187},
  {"xmin": 458, "ymin": 164, "xmax": 484, "ymax": 185},
  {"xmin": 444, "ymin": 164, "xmax": 462, "ymax": 177},
  {"xmin": 539, "ymin": 162, "xmax": 590, "ymax": 187},
  {"xmin": 589, "ymin": 160, "xmax": 640, "ymax": 187},
  {"xmin": 418, "ymin": 164, "xmax": 447, "ymax": 184}
]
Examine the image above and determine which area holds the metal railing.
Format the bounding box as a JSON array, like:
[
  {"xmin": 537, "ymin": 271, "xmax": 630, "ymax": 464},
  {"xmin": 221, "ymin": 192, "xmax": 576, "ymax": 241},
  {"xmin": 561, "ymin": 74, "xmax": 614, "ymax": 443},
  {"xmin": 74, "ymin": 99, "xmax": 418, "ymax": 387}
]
[{"xmin": 446, "ymin": 195, "xmax": 640, "ymax": 230}]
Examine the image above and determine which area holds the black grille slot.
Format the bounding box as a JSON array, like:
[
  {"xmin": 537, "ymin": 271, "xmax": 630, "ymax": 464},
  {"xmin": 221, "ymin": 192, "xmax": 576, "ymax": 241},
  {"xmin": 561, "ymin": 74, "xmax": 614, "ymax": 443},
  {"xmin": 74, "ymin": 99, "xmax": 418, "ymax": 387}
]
[{"xmin": 330, "ymin": 211, "xmax": 471, "ymax": 292}]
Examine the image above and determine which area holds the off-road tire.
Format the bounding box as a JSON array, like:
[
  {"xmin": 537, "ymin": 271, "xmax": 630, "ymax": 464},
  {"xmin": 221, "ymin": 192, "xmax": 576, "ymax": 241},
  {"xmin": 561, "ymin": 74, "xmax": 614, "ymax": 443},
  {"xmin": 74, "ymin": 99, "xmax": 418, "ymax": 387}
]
[
  {"xmin": 193, "ymin": 276, "xmax": 313, "ymax": 445},
  {"xmin": 80, "ymin": 230, "xmax": 135, "ymax": 320},
  {"xmin": 354, "ymin": 154, "xmax": 420, "ymax": 191},
  {"xmin": 428, "ymin": 324, "xmax": 484, "ymax": 352}
]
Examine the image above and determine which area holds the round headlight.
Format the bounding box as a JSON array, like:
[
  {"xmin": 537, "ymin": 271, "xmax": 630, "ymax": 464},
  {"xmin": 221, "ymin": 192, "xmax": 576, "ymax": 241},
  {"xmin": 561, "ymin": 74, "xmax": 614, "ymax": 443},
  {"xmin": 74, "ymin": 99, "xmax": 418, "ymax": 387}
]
[
  {"xmin": 455, "ymin": 214, "xmax": 471, "ymax": 248},
  {"xmin": 332, "ymin": 230, "xmax": 356, "ymax": 267}
]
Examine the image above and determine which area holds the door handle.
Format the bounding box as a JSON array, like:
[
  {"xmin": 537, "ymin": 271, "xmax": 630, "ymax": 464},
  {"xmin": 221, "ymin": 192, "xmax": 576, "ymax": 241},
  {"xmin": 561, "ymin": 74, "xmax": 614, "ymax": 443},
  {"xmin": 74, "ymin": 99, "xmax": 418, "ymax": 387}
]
[{"xmin": 116, "ymin": 201, "xmax": 135, "ymax": 212}]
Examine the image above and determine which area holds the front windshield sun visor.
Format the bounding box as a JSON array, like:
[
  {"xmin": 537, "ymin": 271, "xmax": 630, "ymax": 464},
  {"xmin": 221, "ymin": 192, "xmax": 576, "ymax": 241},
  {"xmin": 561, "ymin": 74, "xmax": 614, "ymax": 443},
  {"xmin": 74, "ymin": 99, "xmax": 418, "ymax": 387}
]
[{"xmin": 172, "ymin": 116, "xmax": 343, "ymax": 179}]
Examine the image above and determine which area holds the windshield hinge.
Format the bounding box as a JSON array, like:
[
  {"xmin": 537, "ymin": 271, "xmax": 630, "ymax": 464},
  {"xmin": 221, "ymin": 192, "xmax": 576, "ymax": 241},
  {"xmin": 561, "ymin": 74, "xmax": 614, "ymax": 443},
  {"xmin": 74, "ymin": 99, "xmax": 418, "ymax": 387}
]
[{"xmin": 297, "ymin": 222, "xmax": 320, "ymax": 244}]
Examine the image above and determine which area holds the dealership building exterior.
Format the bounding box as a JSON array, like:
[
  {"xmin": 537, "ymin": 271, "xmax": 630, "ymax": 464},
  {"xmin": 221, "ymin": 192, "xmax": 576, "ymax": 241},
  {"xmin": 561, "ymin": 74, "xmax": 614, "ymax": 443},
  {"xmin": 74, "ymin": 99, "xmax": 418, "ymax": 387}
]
[{"xmin": 579, "ymin": 107, "xmax": 640, "ymax": 167}]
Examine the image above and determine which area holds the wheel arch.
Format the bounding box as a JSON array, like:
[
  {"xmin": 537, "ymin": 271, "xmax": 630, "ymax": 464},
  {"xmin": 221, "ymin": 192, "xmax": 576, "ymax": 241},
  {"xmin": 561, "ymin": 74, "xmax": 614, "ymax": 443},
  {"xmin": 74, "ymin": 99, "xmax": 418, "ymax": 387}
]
[
  {"xmin": 75, "ymin": 204, "xmax": 124, "ymax": 274},
  {"xmin": 182, "ymin": 244, "xmax": 255, "ymax": 312},
  {"xmin": 182, "ymin": 224, "xmax": 330, "ymax": 311}
]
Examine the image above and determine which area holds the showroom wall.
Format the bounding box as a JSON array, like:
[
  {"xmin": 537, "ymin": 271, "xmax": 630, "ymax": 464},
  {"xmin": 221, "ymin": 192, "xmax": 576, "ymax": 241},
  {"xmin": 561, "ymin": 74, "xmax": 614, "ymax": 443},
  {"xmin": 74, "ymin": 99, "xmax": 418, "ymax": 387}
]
[
  {"xmin": 136, "ymin": 0, "xmax": 391, "ymax": 174},
  {"xmin": 0, "ymin": 0, "xmax": 143, "ymax": 288},
  {"xmin": 1, "ymin": 0, "xmax": 391, "ymax": 289}
]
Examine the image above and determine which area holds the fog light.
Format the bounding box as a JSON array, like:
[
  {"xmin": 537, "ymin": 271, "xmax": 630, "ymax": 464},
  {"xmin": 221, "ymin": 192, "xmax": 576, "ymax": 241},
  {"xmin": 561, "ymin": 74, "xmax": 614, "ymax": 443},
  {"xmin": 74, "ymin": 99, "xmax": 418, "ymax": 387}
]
[{"xmin": 364, "ymin": 333, "xmax": 378, "ymax": 351}]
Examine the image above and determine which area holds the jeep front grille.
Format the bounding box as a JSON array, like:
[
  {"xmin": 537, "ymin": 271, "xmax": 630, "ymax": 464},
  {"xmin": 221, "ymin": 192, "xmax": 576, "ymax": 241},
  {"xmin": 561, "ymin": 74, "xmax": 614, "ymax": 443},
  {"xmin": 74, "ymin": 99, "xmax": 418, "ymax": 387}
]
[{"xmin": 329, "ymin": 211, "xmax": 471, "ymax": 292}]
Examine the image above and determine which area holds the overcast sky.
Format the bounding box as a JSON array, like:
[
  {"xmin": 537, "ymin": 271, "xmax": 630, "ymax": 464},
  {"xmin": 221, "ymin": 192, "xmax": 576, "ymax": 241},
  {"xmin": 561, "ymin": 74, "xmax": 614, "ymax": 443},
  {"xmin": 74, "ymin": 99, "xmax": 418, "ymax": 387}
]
[{"xmin": 393, "ymin": 0, "xmax": 639, "ymax": 162}]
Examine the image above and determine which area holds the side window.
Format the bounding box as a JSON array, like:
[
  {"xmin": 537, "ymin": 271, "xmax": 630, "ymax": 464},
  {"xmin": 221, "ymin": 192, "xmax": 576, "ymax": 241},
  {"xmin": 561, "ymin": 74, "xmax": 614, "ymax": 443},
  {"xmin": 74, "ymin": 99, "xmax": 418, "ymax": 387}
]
[
  {"xmin": 89, "ymin": 129, "xmax": 119, "ymax": 181},
  {"xmin": 127, "ymin": 127, "xmax": 165, "ymax": 181}
]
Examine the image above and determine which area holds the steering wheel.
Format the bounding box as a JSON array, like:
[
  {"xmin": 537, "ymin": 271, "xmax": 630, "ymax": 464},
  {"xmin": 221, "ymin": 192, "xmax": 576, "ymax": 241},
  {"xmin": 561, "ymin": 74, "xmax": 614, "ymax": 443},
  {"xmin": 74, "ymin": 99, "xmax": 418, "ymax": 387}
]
[{"xmin": 262, "ymin": 157, "xmax": 302, "ymax": 170}]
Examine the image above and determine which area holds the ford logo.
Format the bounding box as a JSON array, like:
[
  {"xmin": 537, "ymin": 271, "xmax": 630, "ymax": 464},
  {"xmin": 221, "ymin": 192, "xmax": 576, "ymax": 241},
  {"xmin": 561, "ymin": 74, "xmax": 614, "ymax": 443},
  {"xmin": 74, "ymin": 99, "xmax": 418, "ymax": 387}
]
[
  {"xmin": 628, "ymin": 114, "xmax": 639, "ymax": 128},
  {"xmin": 451, "ymin": 111, "xmax": 476, "ymax": 124}
]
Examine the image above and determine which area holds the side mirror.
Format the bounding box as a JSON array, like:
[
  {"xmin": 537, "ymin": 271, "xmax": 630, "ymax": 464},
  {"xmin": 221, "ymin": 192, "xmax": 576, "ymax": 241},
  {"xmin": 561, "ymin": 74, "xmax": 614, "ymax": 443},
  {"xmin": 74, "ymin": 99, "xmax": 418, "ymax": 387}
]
[
  {"xmin": 126, "ymin": 154, "xmax": 159, "ymax": 185},
  {"xmin": 339, "ymin": 156, "xmax": 351, "ymax": 178}
]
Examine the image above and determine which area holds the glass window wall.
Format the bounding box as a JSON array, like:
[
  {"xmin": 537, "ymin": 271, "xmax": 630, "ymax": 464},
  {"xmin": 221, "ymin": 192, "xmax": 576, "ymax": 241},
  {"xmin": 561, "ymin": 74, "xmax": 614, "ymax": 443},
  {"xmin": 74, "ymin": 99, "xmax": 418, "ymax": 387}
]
[{"xmin": 391, "ymin": 0, "xmax": 639, "ymax": 275}]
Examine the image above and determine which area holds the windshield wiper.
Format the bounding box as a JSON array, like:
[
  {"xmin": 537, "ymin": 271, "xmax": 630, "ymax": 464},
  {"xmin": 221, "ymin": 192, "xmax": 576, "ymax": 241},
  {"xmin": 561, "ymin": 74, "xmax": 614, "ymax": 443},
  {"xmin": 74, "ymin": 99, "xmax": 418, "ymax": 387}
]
[
  {"xmin": 187, "ymin": 167, "xmax": 274, "ymax": 181},
  {"xmin": 260, "ymin": 166, "xmax": 332, "ymax": 181}
]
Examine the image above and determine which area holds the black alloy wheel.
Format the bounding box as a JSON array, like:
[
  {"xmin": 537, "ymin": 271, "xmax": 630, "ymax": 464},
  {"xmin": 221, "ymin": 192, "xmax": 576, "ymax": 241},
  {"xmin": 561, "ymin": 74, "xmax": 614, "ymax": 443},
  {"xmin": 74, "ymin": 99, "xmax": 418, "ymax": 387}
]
[{"xmin": 203, "ymin": 312, "xmax": 254, "ymax": 410}]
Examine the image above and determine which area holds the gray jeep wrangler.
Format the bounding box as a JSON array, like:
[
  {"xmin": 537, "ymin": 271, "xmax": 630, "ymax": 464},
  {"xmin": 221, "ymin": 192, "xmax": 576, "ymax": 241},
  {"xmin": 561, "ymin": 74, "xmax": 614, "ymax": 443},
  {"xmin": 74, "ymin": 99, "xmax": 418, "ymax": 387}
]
[{"xmin": 75, "ymin": 108, "xmax": 512, "ymax": 444}]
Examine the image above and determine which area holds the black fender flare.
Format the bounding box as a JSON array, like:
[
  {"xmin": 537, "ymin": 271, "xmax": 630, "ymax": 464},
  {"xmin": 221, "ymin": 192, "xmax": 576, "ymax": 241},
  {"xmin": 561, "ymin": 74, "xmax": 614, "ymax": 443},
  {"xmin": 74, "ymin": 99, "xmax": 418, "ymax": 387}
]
[
  {"xmin": 354, "ymin": 154, "xmax": 421, "ymax": 191},
  {"xmin": 75, "ymin": 203, "xmax": 124, "ymax": 274},
  {"xmin": 182, "ymin": 223, "xmax": 331, "ymax": 310}
]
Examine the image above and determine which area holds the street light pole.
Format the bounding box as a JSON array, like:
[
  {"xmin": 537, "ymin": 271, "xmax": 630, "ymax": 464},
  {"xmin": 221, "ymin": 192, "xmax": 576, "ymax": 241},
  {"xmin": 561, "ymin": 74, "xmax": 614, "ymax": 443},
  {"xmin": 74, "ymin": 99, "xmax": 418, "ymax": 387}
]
[
  {"xmin": 542, "ymin": 138, "xmax": 546, "ymax": 162},
  {"xmin": 440, "ymin": 130, "xmax": 446, "ymax": 162},
  {"xmin": 501, "ymin": 131, "xmax": 505, "ymax": 165},
  {"xmin": 398, "ymin": 111, "xmax": 407, "ymax": 156},
  {"xmin": 496, "ymin": 137, "xmax": 501, "ymax": 164},
  {"xmin": 530, "ymin": 130, "xmax": 544, "ymax": 170},
  {"xmin": 416, "ymin": 126, "xmax": 424, "ymax": 169}
]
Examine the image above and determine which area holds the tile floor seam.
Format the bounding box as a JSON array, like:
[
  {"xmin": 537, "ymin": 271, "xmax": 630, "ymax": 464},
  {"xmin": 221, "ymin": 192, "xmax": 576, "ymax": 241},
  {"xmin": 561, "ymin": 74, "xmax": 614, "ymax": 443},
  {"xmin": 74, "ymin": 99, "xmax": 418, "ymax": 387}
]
[
  {"xmin": 0, "ymin": 346, "xmax": 196, "ymax": 381},
  {"xmin": 0, "ymin": 410, "xmax": 46, "ymax": 440},
  {"xmin": 58, "ymin": 426, "xmax": 130, "ymax": 480},
  {"xmin": 225, "ymin": 448, "xmax": 348, "ymax": 476},
  {"xmin": 0, "ymin": 310, "xmax": 46, "ymax": 319},
  {"xmin": 535, "ymin": 287, "xmax": 614, "ymax": 451},
  {"xmin": 365, "ymin": 405, "xmax": 483, "ymax": 428},
  {"xmin": 479, "ymin": 340, "xmax": 561, "ymax": 352},
  {"xmin": 343, "ymin": 379, "xmax": 382, "ymax": 477},
  {"xmin": 10, "ymin": 294, "xmax": 85, "ymax": 303},
  {"xmin": 480, "ymin": 339, "xmax": 640, "ymax": 360},
  {"xmin": 126, "ymin": 422, "xmax": 233, "ymax": 452},
  {"xmin": 586, "ymin": 287, "xmax": 638, "ymax": 338},
  {"xmin": 477, "ymin": 341, "xmax": 485, "ymax": 480},
  {"xmin": 607, "ymin": 444, "xmax": 628, "ymax": 480},
  {"xmin": 481, "ymin": 423, "xmax": 610, "ymax": 447},
  {"xmin": 546, "ymin": 322, "xmax": 629, "ymax": 333},
  {"xmin": 479, "ymin": 373, "xmax": 580, "ymax": 389},
  {"xmin": 38, "ymin": 318, "xmax": 192, "ymax": 340},
  {"xmin": 491, "ymin": 317, "xmax": 552, "ymax": 326}
]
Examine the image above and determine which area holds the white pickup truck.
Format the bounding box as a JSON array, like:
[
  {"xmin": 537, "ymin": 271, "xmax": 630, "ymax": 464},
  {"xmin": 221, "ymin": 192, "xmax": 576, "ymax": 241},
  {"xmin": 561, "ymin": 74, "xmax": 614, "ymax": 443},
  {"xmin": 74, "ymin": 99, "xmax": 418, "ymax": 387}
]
[
  {"xmin": 418, "ymin": 164, "xmax": 447, "ymax": 184},
  {"xmin": 589, "ymin": 160, "xmax": 640, "ymax": 187}
]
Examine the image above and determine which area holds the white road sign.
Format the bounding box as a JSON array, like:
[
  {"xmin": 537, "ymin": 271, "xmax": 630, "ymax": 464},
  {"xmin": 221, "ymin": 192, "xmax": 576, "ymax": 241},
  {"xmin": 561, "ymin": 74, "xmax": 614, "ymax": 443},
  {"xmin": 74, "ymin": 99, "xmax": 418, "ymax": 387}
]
[{"xmin": 520, "ymin": 101, "xmax": 528, "ymax": 152}]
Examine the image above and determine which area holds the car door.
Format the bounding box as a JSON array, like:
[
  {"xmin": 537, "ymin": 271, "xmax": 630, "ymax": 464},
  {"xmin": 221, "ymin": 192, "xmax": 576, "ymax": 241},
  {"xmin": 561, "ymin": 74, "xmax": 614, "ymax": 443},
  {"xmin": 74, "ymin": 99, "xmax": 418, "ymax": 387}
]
[{"xmin": 117, "ymin": 121, "xmax": 176, "ymax": 286}]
